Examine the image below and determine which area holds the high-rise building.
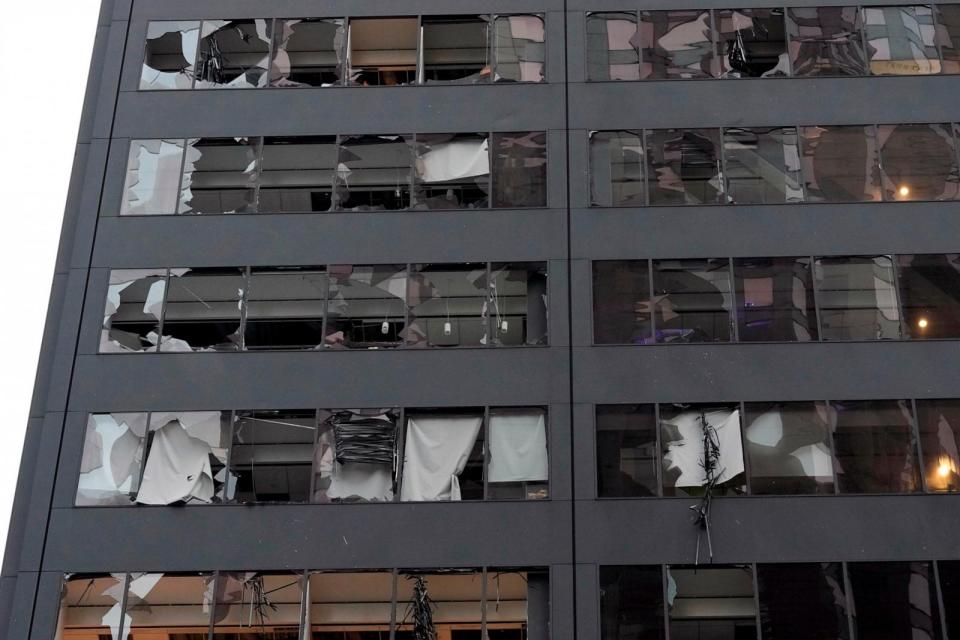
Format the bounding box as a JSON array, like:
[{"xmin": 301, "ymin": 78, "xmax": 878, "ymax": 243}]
[{"xmin": 3, "ymin": 0, "xmax": 960, "ymax": 638}]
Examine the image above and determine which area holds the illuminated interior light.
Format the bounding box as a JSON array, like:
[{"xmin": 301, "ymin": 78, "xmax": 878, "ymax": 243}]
[
  {"xmin": 918, "ymin": 318, "xmax": 929, "ymax": 329},
  {"xmin": 898, "ymin": 185, "xmax": 911, "ymax": 197}
]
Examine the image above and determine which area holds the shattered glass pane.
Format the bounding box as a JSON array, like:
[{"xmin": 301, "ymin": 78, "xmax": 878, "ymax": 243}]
[
  {"xmin": 936, "ymin": 4, "xmax": 960, "ymax": 74},
  {"xmin": 211, "ymin": 572, "xmax": 303, "ymax": 634},
  {"xmin": 787, "ymin": 7, "xmax": 868, "ymax": 76},
  {"xmin": 76, "ymin": 413, "xmax": 148, "ymax": 505},
  {"xmin": 230, "ymin": 410, "xmax": 317, "ymax": 503},
  {"xmin": 599, "ymin": 565, "xmax": 664, "ymax": 640},
  {"xmin": 307, "ymin": 571, "xmax": 395, "ymax": 634},
  {"xmin": 645, "ymin": 129, "xmax": 724, "ymax": 205},
  {"xmin": 723, "ymin": 127, "xmax": 803, "ymax": 204},
  {"xmin": 486, "ymin": 407, "xmax": 549, "ymax": 499},
  {"xmin": 800, "ymin": 125, "xmax": 881, "ymax": 202},
  {"xmin": 639, "ymin": 10, "xmax": 717, "ymax": 79},
  {"xmin": 916, "ymin": 399, "xmax": 960, "ymax": 492},
  {"xmin": 493, "ymin": 15, "xmax": 546, "ymax": 82},
  {"xmin": 878, "ymin": 124, "xmax": 960, "ymax": 201},
  {"xmin": 120, "ymin": 139, "xmax": 187, "ymax": 216},
  {"xmin": 590, "ymin": 131, "xmax": 645, "ymax": 206},
  {"xmin": 395, "ymin": 570, "xmax": 484, "ymax": 635},
  {"xmin": 140, "ymin": 21, "xmax": 200, "ymax": 90},
  {"xmin": 160, "ymin": 268, "xmax": 246, "ymax": 352},
  {"xmin": 257, "ymin": 136, "xmax": 337, "ymax": 213},
  {"xmin": 195, "ymin": 20, "xmax": 272, "ymax": 89},
  {"xmin": 178, "ymin": 137, "xmax": 261, "ymax": 214},
  {"xmin": 244, "ymin": 267, "xmax": 328, "ymax": 350},
  {"xmin": 422, "ymin": 16, "xmax": 491, "ymax": 84},
  {"xmin": 652, "ymin": 259, "xmax": 733, "ymax": 343},
  {"xmin": 484, "ymin": 569, "xmax": 543, "ymax": 632},
  {"xmin": 270, "ymin": 19, "xmax": 345, "ymax": 87},
  {"xmin": 897, "ymin": 254, "xmax": 960, "ymax": 339},
  {"xmin": 757, "ymin": 563, "xmax": 850, "ymax": 639},
  {"xmin": 743, "ymin": 402, "xmax": 835, "ymax": 494},
  {"xmin": 348, "ymin": 18, "xmax": 419, "ymax": 86},
  {"xmin": 831, "ymin": 399, "xmax": 921, "ymax": 494},
  {"xmin": 413, "ymin": 133, "xmax": 490, "ymax": 209},
  {"xmin": 401, "ymin": 410, "xmax": 485, "ymax": 501},
  {"xmin": 315, "ymin": 409, "xmax": 398, "ymax": 503},
  {"xmin": 405, "ymin": 263, "xmax": 489, "ymax": 347},
  {"xmin": 847, "ymin": 563, "xmax": 943, "ymax": 639},
  {"xmin": 592, "ymin": 261, "xmax": 653, "ymax": 345},
  {"xmin": 58, "ymin": 574, "xmax": 125, "ymax": 639},
  {"xmin": 492, "ymin": 131, "xmax": 547, "ymax": 208},
  {"xmin": 490, "ymin": 263, "xmax": 549, "ymax": 346},
  {"xmin": 660, "ymin": 404, "xmax": 746, "ymax": 496},
  {"xmin": 586, "ymin": 12, "xmax": 641, "ymax": 81},
  {"xmin": 864, "ymin": 6, "xmax": 940, "ymax": 75},
  {"xmin": 100, "ymin": 269, "xmax": 167, "ymax": 353},
  {"xmin": 668, "ymin": 566, "xmax": 757, "ymax": 638},
  {"xmin": 124, "ymin": 573, "xmax": 214, "ymax": 635},
  {"xmin": 716, "ymin": 9, "xmax": 789, "ymax": 78},
  {"xmin": 596, "ymin": 404, "xmax": 659, "ymax": 497},
  {"xmin": 325, "ymin": 265, "xmax": 407, "ymax": 349},
  {"xmin": 814, "ymin": 255, "xmax": 900, "ymax": 340},
  {"xmin": 734, "ymin": 257, "xmax": 818, "ymax": 342},
  {"xmin": 336, "ymin": 135, "xmax": 415, "ymax": 211}
]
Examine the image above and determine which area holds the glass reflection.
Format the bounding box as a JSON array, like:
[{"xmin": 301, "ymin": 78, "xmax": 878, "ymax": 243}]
[
  {"xmin": 716, "ymin": 9, "xmax": 789, "ymax": 78},
  {"xmin": 847, "ymin": 563, "xmax": 943, "ymax": 639},
  {"xmin": 593, "ymin": 261, "xmax": 653, "ymax": 345},
  {"xmin": 590, "ymin": 131, "xmax": 645, "ymax": 206},
  {"xmin": 270, "ymin": 19, "xmax": 345, "ymax": 87},
  {"xmin": 639, "ymin": 10, "xmax": 717, "ymax": 79},
  {"xmin": 492, "ymin": 132, "xmax": 547, "ymax": 207},
  {"xmin": 723, "ymin": 127, "xmax": 803, "ymax": 204},
  {"xmin": 325, "ymin": 265, "xmax": 407, "ymax": 349},
  {"xmin": 744, "ymin": 402, "xmax": 834, "ymax": 494},
  {"xmin": 897, "ymin": 254, "xmax": 960, "ymax": 339},
  {"xmin": 787, "ymin": 7, "xmax": 868, "ymax": 76},
  {"xmin": 915, "ymin": 399, "xmax": 960, "ymax": 492},
  {"xmin": 652, "ymin": 259, "xmax": 732, "ymax": 343},
  {"xmin": 864, "ymin": 6, "xmax": 940, "ymax": 75},
  {"xmin": 831, "ymin": 400, "xmax": 921, "ymax": 494},
  {"xmin": 140, "ymin": 21, "xmax": 201, "ymax": 90},
  {"xmin": 646, "ymin": 129, "xmax": 724, "ymax": 205},
  {"xmin": 757, "ymin": 563, "xmax": 850, "ymax": 640},
  {"xmin": 734, "ymin": 257, "xmax": 817, "ymax": 342},
  {"xmin": 178, "ymin": 137, "xmax": 261, "ymax": 214},
  {"xmin": 800, "ymin": 125, "xmax": 881, "ymax": 202},
  {"xmin": 492, "ymin": 15, "xmax": 546, "ymax": 82},
  {"xmin": 814, "ymin": 255, "xmax": 900, "ymax": 341},
  {"xmin": 596, "ymin": 405, "xmax": 659, "ymax": 497},
  {"xmin": 586, "ymin": 12, "xmax": 641, "ymax": 81},
  {"xmin": 120, "ymin": 139, "xmax": 188, "ymax": 216},
  {"xmin": 599, "ymin": 566, "xmax": 664, "ymax": 640},
  {"xmin": 878, "ymin": 124, "xmax": 960, "ymax": 201}
]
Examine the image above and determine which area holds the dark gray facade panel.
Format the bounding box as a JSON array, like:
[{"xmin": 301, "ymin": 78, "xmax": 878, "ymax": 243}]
[
  {"xmin": 0, "ymin": 577, "xmax": 13, "ymax": 640},
  {"xmin": 54, "ymin": 144, "xmax": 92, "ymax": 275},
  {"xmin": 44, "ymin": 270, "xmax": 92, "ymax": 414},
  {"xmin": 574, "ymin": 564, "xmax": 599, "ymax": 640},
  {"xmin": 66, "ymin": 139, "xmax": 110, "ymax": 272},
  {"xmin": 4, "ymin": 571, "xmax": 38, "ymax": 640},
  {"xmin": 51, "ymin": 413, "xmax": 90, "ymax": 511},
  {"xmin": 17, "ymin": 414, "xmax": 66, "ymax": 574},
  {"xmin": 90, "ymin": 20, "xmax": 129, "ymax": 142},
  {"xmin": 550, "ymin": 564, "xmax": 577, "ymax": 640},
  {"xmin": 29, "ymin": 573, "xmax": 66, "ymax": 640},
  {"xmin": 572, "ymin": 404, "xmax": 598, "ymax": 501},
  {"xmin": 1, "ymin": 419, "xmax": 43, "ymax": 578},
  {"xmin": 77, "ymin": 26, "xmax": 111, "ymax": 143},
  {"xmin": 29, "ymin": 275, "xmax": 69, "ymax": 421}
]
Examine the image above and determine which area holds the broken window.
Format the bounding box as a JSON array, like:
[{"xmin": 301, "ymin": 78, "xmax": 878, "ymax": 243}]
[
  {"xmin": 936, "ymin": 4, "xmax": 960, "ymax": 73},
  {"xmin": 800, "ymin": 125, "xmax": 881, "ymax": 202},
  {"xmin": 847, "ymin": 562, "xmax": 943, "ymax": 639},
  {"xmin": 645, "ymin": 129, "xmax": 724, "ymax": 205},
  {"xmin": 178, "ymin": 137, "xmax": 261, "ymax": 214},
  {"xmin": 723, "ymin": 127, "xmax": 803, "ymax": 204},
  {"xmin": 915, "ymin": 399, "xmax": 960, "ymax": 492},
  {"xmin": 57, "ymin": 574, "xmax": 125, "ymax": 639},
  {"xmin": 347, "ymin": 18, "xmax": 419, "ymax": 86},
  {"xmin": 492, "ymin": 15, "xmax": 546, "ymax": 82},
  {"xmin": 401, "ymin": 410, "xmax": 486, "ymax": 501},
  {"xmin": 814, "ymin": 255, "xmax": 901, "ymax": 340},
  {"xmin": 229, "ymin": 410, "xmax": 316, "ymax": 503},
  {"xmin": 395, "ymin": 570, "xmax": 484, "ymax": 635},
  {"xmin": 743, "ymin": 402, "xmax": 835, "ymax": 494},
  {"xmin": 124, "ymin": 573, "xmax": 216, "ymax": 636},
  {"xmin": 486, "ymin": 568, "xmax": 550, "ymax": 637},
  {"xmin": 734, "ymin": 257, "xmax": 818, "ymax": 342},
  {"xmin": 256, "ymin": 136, "xmax": 337, "ymax": 213},
  {"xmin": 76, "ymin": 413, "xmax": 148, "ymax": 505},
  {"xmin": 490, "ymin": 263, "xmax": 549, "ymax": 346},
  {"xmin": 864, "ymin": 6, "xmax": 941, "ymax": 75},
  {"xmin": 596, "ymin": 404, "xmax": 659, "ymax": 497},
  {"xmin": 140, "ymin": 21, "xmax": 201, "ymax": 90},
  {"xmin": 592, "ymin": 261, "xmax": 653, "ymax": 345},
  {"xmin": 315, "ymin": 409, "xmax": 398, "ymax": 503},
  {"xmin": 421, "ymin": 16, "xmax": 491, "ymax": 84},
  {"xmin": 270, "ymin": 19, "xmax": 345, "ymax": 87},
  {"xmin": 589, "ymin": 131, "xmax": 645, "ymax": 206},
  {"xmin": 160, "ymin": 268, "xmax": 246, "ymax": 351},
  {"xmin": 878, "ymin": 123, "xmax": 960, "ymax": 201},
  {"xmin": 599, "ymin": 565, "xmax": 664, "ymax": 640},
  {"xmin": 715, "ymin": 9, "xmax": 789, "ymax": 78},
  {"xmin": 307, "ymin": 571, "xmax": 395, "ymax": 635},
  {"xmin": 652, "ymin": 259, "xmax": 733, "ymax": 343},
  {"xmin": 831, "ymin": 399, "xmax": 922, "ymax": 494},
  {"xmin": 406, "ymin": 263, "xmax": 492, "ymax": 347},
  {"xmin": 897, "ymin": 254, "xmax": 960, "ymax": 339},
  {"xmin": 639, "ymin": 10, "xmax": 717, "ymax": 79},
  {"xmin": 487, "ymin": 408, "xmax": 549, "ymax": 499},
  {"xmin": 757, "ymin": 563, "xmax": 850, "ymax": 639},
  {"xmin": 660, "ymin": 404, "xmax": 745, "ymax": 497},
  {"xmin": 492, "ymin": 132, "xmax": 547, "ymax": 208},
  {"xmin": 211, "ymin": 571, "xmax": 303, "ymax": 636},
  {"xmin": 414, "ymin": 133, "xmax": 490, "ymax": 209},
  {"xmin": 586, "ymin": 12, "xmax": 641, "ymax": 81},
  {"xmin": 336, "ymin": 135, "xmax": 415, "ymax": 210},
  {"xmin": 325, "ymin": 265, "xmax": 408, "ymax": 349},
  {"xmin": 100, "ymin": 269, "xmax": 167, "ymax": 352},
  {"xmin": 119, "ymin": 140, "xmax": 188, "ymax": 216},
  {"xmin": 195, "ymin": 20, "xmax": 272, "ymax": 89},
  {"xmin": 940, "ymin": 561, "xmax": 960, "ymax": 635},
  {"xmin": 244, "ymin": 267, "xmax": 328, "ymax": 350},
  {"xmin": 787, "ymin": 7, "xmax": 868, "ymax": 76},
  {"xmin": 667, "ymin": 565, "xmax": 757, "ymax": 639}
]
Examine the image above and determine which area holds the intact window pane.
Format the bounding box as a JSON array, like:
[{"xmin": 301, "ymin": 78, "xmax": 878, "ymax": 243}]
[
  {"xmin": 645, "ymin": 129, "xmax": 724, "ymax": 205},
  {"xmin": 271, "ymin": 19, "xmax": 345, "ymax": 87},
  {"xmin": 348, "ymin": 18, "xmax": 418, "ymax": 86},
  {"xmin": 878, "ymin": 124, "xmax": 960, "ymax": 201},
  {"xmin": 244, "ymin": 267, "xmax": 328, "ymax": 350},
  {"xmin": 847, "ymin": 563, "xmax": 943, "ymax": 639},
  {"xmin": 59, "ymin": 574, "xmax": 123, "ymax": 638},
  {"xmin": 493, "ymin": 15, "xmax": 546, "ymax": 82},
  {"xmin": 592, "ymin": 261, "xmax": 653, "ymax": 345},
  {"xmin": 831, "ymin": 399, "xmax": 921, "ymax": 494},
  {"xmin": 406, "ymin": 263, "xmax": 488, "ymax": 347},
  {"xmin": 230, "ymin": 410, "xmax": 316, "ymax": 503},
  {"xmin": 814, "ymin": 255, "xmax": 900, "ymax": 341},
  {"xmin": 308, "ymin": 571, "xmax": 395, "ymax": 635},
  {"xmin": 125, "ymin": 573, "xmax": 215, "ymax": 635},
  {"xmin": 599, "ymin": 566, "xmax": 664, "ymax": 640},
  {"xmin": 936, "ymin": 4, "xmax": 960, "ymax": 73},
  {"xmin": 120, "ymin": 139, "xmax": 187, "ymax": 216},
  {"xmin": 422, "ymin": 16, "xmax": 491, "ymax": 84},
  {"xmin": 940, "ymin": 561, "xmax": 960, "ymax": 635},
  {"xmin": 401, "ymin": 411, "xmax": 485, "ymax": 501},
  {"xmin": 652, "ymin": 259, "xmax": 732, "ymax": 343},
  {"xmin": 716, "ymin": 9, "xmax": 789, "ymax": 78},
  {"xmin": 76, "ymin": 413, "xmax": 148, "ymax": 505},
  {"xmin": 141, "ymin": 21, "xmax": 200, "ymax": 90},
  {"xmin": 639, "ymin": 10, "xmax": 716, "ymax": 79},
  {"xmin": 326, "ymin": 264, "xmax": 407, "ymax": 349},
  {"xmin": 492, "ymin": 131, "xmax": 547, "ymax": 208},
  {"xmin": 195, "ymin": 20, "xmax": 272, "ymax": 89},
  {"xmin": 800, "ymin": 125, "xmax": 881, "ymax": 202},
  {"xmin": 212, "ymin": 572, "xmax": 302, "ymax": 634},
  {"xmin": 787, "ymin": 7, "xmax": 868, "ymax": 76},
  {"xmin": 487, "ymin": 407, "xmax": 549, "ymax": 500},
  {"xmin": 757, "ymin": 563, "xmax": 850, "ymax": 640},
  {"xmin": 897, "ymin": 254, "xmax": 960, "ymax": 339},
  {"xmin": 160, "ymin": 268, "xmax": 246, "ymax": 352},
  {"xmin": 490, "ymin": 262, "xmax": 549, "ymax": 346},
  {"xmin": 734, "ymin": 257, "xmax": 817, "ymax": 342},
  {"xmin": 336, "ymin": 135, "xmax": 415, "ymax": 211},
  {"xmin": 586, "ymin": 12, "xmax": 641, "ymax": 81},
  {"xmin": 178, "ymin": 137, "xmax": 261, "ymax": 214},
  {"xmin": 744, "ymin": 402, "xmax": 834, "ymax": 495},
  {"xmin": 414, "ymin": 133, "xmax": 490, "ymax": 209},
  {"xmin": 590, "ymin": 131, "xmax": 645, "ymax": 206},
  {"xmin": 915, "ymin": 399, "xmax": 960, "ymax": 492},
  {"xmin": 723, "ymin": 127, "xmax": 803, "ymax": 204},
  {"xmin": 864, "ymin": 6, "xmax": 940, "ymax": 75},
  {"xmin": 596, "ymin": 405, "xmax": 658, "ymax": 497},
  {"xmin": 101, "ymin": 269, "xmax": 167, "ymax": 353},
  {"xmin": 660, "ymin": 404, "xmax": 745, "ymax": 497},
  {"xmin": 668, "ymin": 566, "xmax": 756, "ymax": 640},
  {"xmin": 315, "ymin": 409, "xmax": 398, "ymax": 503},
  {"xmin": 258, "ymin": 136, "xmax": 337, "ymax": 213}
]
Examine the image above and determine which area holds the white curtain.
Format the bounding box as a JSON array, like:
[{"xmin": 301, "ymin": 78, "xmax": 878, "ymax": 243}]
[
  {"xmin": 488, "ymin": 409, "xmax": 548, "ymax": 483},
  {"xmin": 401, "ymin": 415, "xmax": 483, "ymax": 501},
  {"xmin": 136, "ymin": 420, "xmax": 215, "ymax": 504},
  {"xmin": 662, "ymin": 409, "xmax": 744, "ymax": 487}
]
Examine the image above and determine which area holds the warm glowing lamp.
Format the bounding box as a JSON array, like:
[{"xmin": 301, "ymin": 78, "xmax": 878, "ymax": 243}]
[
  {"xmin": 938, "ymin": 461, "xmax": 951, "ymax": 478},
  {"xmin": 918, "ymin": 318, "xmax": 929, "ymax": 329},
  {"xmin": 898, "ymin": 185, "xmax": 911, "ymax": 197}
]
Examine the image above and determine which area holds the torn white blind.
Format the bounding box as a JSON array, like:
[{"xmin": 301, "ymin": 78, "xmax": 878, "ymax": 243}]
[
  {"xmin": 418, "ymin": 139, "xmax": 490, "ymax": 183},
  {"xmin": 400, "ymin": 415, "xmax": 482, "ymax": 501},
  {"xmin": 136, "ymin": 420, "xmax": 215, "ymax": 504},
  {"xmin": 488, "ymin": 409, "xmax": 548, "ymax": 483},
  {"xmin": 662, "ymin": 409, "xmax": 744, "ymax": 487},
  {"xmin": 328, "ymin": 463, "xmax": 394, "ymax": 502}
]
